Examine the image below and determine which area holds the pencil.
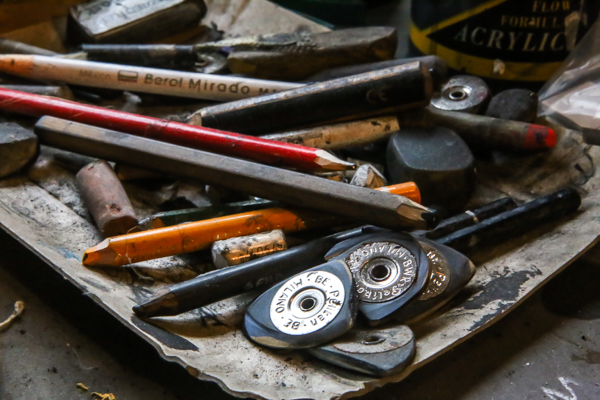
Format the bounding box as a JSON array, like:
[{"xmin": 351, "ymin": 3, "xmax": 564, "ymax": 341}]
[
  {"xmin": 138, "ymin": 199, "xmax": 279, "ymax": 230},
  {"xmin": 398, "ymin": 107, "xmax": 557, "ymax": 151},
  {"xmin": 81, "ymin": 182, "xmax": 421, "ymax": 267},
  {"xmin": 261, "ymin": 109, "xmax": 557, "ymax": 153},
  {"xmin": 0, "ymin": 55, "xmax": 301, "ymax": 101},
  {"xmin": 0, "ymin": 38, "xmax": 56, "ymax": 56},
  {"xmin": 133, "ymin": 189, "xmax": 581, "ymax": 318},
  {"xmin": 189, "ymin": 61, "xmax": 432, "ymax": 135},
  {"xmin": 133, "ymin": 225, "xmax": 383, "ymax": 318},
  {"xmin": 0, "ymin": 88, "xmax": 353, "ymax": 172},
  {"xmin": 34, "ymin": 117, "xmax": 434, "ymax": 232},
  {"xmin": 139, "ymin": 182, "xmax": 421, "ymax": 230},
  {"xmin": 261, "ymin": 116, "xmax": 400, "ymax": 150},
  {"xmin": 259, "ymin": 108, "xmax": 558, "ymax": 153}
]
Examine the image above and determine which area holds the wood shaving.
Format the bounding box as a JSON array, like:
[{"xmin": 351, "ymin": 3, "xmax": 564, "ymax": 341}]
[
  {"xmin": 91, "ymin": 393, "xmax": 116, "ymax": 400},
  {"xmin": 0, "ymin": 301, "xmax": 25, "ymax": 332},
  {"xmin": 76, "ymin": 383, "xmax": 89, "ymax": 391}
]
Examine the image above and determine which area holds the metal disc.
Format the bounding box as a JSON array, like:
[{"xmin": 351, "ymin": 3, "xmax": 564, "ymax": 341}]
[
  {"xmin": 430, "ymin": 75, "xmax": 490, "ymax": 113},
  {"xmin": 269, "ymin": 270, "xmax": 346, "ymax": 335},
  {"xmin": 345, "ymin": 242, "xmax": 417, "ymax": 303}
]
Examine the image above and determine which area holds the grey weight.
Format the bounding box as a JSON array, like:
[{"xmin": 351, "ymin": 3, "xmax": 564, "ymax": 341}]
[
  {"xmin": 308, "ymin": 324, "xmax": 416, "ymax": 376},
  {"xmin": 390, "ymin": 236, "xmax": 476, "ymax": 324},
  {"xmin": 326, "ymin": 232, "xmax": 430, "ymax": 326},
  {"xmin": 386, "ymin": 127, "xmax": 475, "ymax": 215},
  {"xmin": 325, "ymin": 231, "xmax": 476, "ymax": 327},
  {"xmin": 244, "ymin": 260, "xmax": 358, "ymax": 349}
]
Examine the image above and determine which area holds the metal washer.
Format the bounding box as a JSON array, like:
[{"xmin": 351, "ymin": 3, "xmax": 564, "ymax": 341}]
[
  {"xmin": 270, "ymin": 270, "xmax": 346, "ymax": 335},
  {"xmin": 345, "ymin": 241, "xmax": 418, "ymax": 303},
  {"xmin": 430, "ymin": 75, "xmax": 490, "ymax": 114},
  {"xmin": 332, "ymin": 325, "xmax": 414, "ymax": 354}
]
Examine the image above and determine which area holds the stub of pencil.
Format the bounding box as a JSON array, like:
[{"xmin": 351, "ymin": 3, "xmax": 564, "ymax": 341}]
[{"xmin": 0, "ymin": 55, "xmax": 302, "ymax": 101}]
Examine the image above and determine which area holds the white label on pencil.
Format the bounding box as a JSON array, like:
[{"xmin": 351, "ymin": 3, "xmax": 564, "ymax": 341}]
[{"xmin": 25, "ymin": 56, "xmax": 302, "ymax": 101}]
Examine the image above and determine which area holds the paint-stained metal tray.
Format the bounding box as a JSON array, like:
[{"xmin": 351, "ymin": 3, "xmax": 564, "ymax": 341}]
[{"xmin": 1, "ymin": 1, "xmax": 600, "ymax": 399}]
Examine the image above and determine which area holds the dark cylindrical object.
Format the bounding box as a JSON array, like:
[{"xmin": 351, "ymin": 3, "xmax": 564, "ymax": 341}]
[
  {"xmin": 227, "ymin": 27, "xmax": 398, "ymax": 81},
  {"xmin": 76, "ymin": 160, "xmax": 138, "ymax": 238},
  {"xmin": 189, "ymin": 62, "xmax": 433, "ymax": 135},
  {"xmin": 0, "ymin": 38, "xmax": 57, "ymax": 56},
  {"xmin": 133, "ymin": 226, "xmax": 381, "ymax": 318},
  {"xmin": 34, "ymin": 117, "xmax": 437, "ymax": 231},
  {"xmin": 437, "ymin": 189, "xmax": 581, "ymax": 252},
  {"xmin": 410, "ymin": 0, "xmax": 600, "ymax": 86},
  {"xmin": 424, "ymin": 197, "xmax": 517, "ymax": 240},
  {"xmin": 397, "ymin": 107, "xmax": 556, "ymax": 151},
  {"xmin": 305, "ymin": 55, "xmax": 447, "ymax": 88},
  {"xmin": 485, "ymin": 89, "xmax": 539, "ymax": 123},
  {"xmin": 82, "ymin": 44, "xmax": 198, "ymax": 71}
]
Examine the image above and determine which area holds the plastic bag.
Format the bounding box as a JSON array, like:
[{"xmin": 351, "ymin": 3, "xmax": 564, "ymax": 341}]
[{"xmin": 539, "ymin": 19, "xmax": 600, "ymax": 145}]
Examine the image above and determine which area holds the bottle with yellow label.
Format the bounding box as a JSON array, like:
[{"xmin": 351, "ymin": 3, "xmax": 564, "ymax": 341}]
[{"xmin": 410, "ymin": 0, "xmax": 599, "ymax": 88}]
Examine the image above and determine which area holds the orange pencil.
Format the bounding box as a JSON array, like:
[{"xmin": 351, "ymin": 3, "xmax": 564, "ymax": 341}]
[{"xmin": 82, "ymin": 182, "xmax": 420, "ymax": 268}]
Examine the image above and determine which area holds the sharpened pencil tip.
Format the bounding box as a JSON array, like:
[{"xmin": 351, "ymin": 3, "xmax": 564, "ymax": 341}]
[
  {"xmin": 421, "ymin": 209, "xmax": 439, "ymax": 229},
  {"xmin": 82, "ymin": 239, "xmax": 118, "ymax": 267},
  {"xmin": 132, "ymin": 304, "xmax": 147, "ymax": 318},
  {"xmin": 314, "ymin": 149, "xmax": 355, "ymax": 171},
  {"xmin": 396, "ymin": 200, "xmax": 438, "ymax": 230},
  {"xmin": 133, "ymin": 290, "xmax": 178, "ymax": 318}
]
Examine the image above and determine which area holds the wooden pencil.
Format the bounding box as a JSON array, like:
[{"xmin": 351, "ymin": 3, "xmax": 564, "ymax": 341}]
[
  {"xmin": 0, "ymin": 88, "xmax": 353, "ymax": 172},
  {"xmin": 82, "ymin": 182, "xmax": 421, "ymax": 267},
  {"xmin": 0, "ymin": 55, "xmax": 301, "ymax": 101}
]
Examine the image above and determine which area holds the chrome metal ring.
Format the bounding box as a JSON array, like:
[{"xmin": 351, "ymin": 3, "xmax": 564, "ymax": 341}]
[
  {"xmin": 345, "ymin": 241, "xmax": 418, "ymax": 303},
  {"xmin": 270, "ymin": 270, "xmax": 345, "ymax": 335}
]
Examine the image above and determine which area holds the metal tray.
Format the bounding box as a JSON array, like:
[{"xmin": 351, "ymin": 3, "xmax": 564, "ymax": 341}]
[{"xmin": 1, "ymin": 1, "xmax": 600, "ymax": 399}]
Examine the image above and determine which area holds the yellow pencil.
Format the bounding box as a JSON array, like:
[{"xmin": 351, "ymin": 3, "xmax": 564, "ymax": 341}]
[{"xmin": 83, "ymin": 182, "xmax": 421, "ymax": 268}]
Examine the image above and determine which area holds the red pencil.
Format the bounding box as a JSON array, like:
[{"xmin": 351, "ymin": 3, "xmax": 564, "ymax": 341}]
[{"xmin": 0, "ymin": 88, "xmax": 354, "ymax": 172}]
